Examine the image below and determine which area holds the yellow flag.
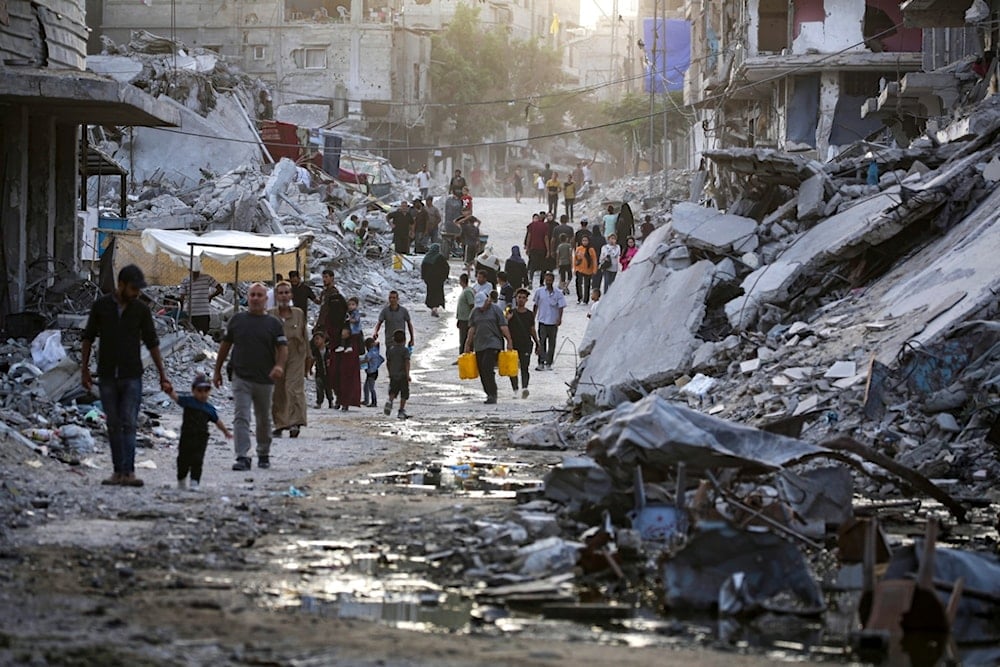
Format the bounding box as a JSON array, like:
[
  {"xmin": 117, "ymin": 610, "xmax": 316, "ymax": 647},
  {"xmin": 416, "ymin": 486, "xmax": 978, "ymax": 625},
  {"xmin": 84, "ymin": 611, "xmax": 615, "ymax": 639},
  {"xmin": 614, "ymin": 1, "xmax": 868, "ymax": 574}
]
[{"xmin": 549, "ymin": 12, "xmax": 559, "ymax": 35}]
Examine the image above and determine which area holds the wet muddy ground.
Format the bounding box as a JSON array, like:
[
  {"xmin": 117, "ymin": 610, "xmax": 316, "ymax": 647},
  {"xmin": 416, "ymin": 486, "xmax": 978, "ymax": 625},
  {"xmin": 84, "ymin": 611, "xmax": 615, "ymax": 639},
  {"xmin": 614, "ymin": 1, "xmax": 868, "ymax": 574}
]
[{"xmin": 2, "ymin": 198, "xmax": 994, "ymax": 665}]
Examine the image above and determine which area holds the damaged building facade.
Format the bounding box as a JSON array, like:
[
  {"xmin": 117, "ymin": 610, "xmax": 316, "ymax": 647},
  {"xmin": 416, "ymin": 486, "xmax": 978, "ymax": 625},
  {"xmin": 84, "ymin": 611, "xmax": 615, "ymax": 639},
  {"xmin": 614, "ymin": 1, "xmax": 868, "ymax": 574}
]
[
  {"xmin": 92, "ymin": 0, "xmax": 431, "ymax": 156},
  {"xmin": 0, "ymin": 0, "xmax": 177, "ymax": 320},
  {"xmin": 683, "ymin": 0, "xmax": 927, "ymax": 164}
]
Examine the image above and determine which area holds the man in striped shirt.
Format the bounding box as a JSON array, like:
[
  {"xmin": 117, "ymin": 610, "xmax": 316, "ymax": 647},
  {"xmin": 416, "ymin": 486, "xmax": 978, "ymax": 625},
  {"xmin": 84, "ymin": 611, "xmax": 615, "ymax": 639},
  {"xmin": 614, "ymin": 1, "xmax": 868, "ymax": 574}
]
[{"xmin": 180, "ymin": 266, "xmax": 223, "ymax": 335}]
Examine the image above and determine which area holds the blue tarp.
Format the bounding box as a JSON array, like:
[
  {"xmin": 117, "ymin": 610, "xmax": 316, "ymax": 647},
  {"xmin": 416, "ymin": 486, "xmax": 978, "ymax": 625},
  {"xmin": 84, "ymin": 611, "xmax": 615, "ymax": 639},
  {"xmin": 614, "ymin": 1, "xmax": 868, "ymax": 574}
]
[{"xmin": 643, "ymin": 18, "xmax": 691, "ymax": 94}]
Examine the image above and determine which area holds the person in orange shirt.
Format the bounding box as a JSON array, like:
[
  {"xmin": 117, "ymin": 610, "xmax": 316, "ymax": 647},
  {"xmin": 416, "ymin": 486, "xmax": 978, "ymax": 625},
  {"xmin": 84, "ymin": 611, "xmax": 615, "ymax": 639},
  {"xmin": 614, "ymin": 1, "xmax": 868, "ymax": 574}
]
[{"xmin": 573, "ymin": 236, "xmax": 597, "ymax": 304}]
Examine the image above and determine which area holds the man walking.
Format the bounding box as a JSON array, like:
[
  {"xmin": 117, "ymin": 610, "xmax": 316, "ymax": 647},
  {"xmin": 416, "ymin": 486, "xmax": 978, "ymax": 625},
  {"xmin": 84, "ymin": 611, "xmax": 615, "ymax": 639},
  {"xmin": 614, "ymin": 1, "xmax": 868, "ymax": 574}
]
[
  {"xmin": 416, "ymin": 164, "xmax": 431, "ymax": 200},
  {"xmin": 563, "ymin": 174, "xmax": 576, "ymax": 223},
  {"xmin": 179, "ymin": 262, "xmax": 223, "ymax": 335},
  {"xmin": 372, "ymin": 290, "xmax": 415, "ymax": 349},
  {"xmin": 524, "ymin": 212, "xmax": 550, "ymax": 287},
  {"xmin": 532, "ymin": 271, "xmax": 566, "ymax": 371},
  {"xmin": 449, "ymin": 168, "xmax": 467, "ymax": 197},
  {"xmin": 213, "ymin": 282, "xmax": 288, "ymax": 471},
  {"xmin": 455, "ymin": 273, "xmax": 475, "ymax": 356},
  {"xmin": 81, "ymin": 264, "xmax": 173, "ymax": 487},
  {"xmin": 465, "ymin": 291, "xmax": 514, "ymax": 405},
  {"xmin": 545, "ymin": 171, "xmax": 561, "ymax": 217},
  {"xmin": 387, "ymin": 200, "xmax": 414, "ymax": 255},
  {"xmin": 425, "ymin": 195, "xmax": 442, "ymax": 246}
]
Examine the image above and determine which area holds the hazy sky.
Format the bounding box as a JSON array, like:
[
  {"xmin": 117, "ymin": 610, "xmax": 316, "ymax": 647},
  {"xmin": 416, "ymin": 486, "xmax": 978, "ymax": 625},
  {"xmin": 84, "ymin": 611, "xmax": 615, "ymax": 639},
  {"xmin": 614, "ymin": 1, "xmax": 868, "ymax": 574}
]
[{"xmin": 579, "ymin": 0, "xmax": 638, "ymax": 28}]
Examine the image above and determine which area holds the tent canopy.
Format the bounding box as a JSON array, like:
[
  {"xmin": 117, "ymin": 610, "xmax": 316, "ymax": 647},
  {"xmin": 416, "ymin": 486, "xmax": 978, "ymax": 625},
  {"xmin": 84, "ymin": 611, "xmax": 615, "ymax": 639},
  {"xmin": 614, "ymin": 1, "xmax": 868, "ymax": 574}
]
[{"xmin": 109, "ymin": 229, "xmax": 313, "ymax": 287}]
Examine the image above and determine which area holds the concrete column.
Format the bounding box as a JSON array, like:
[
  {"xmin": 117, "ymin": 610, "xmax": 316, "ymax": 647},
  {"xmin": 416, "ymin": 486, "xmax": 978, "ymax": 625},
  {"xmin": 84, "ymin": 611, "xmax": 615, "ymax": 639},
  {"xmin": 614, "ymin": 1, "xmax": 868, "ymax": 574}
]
[
  {"xmin": 28, "ymin": 115, "xmax": 57, "ymax": 290},
  {"xmin": 54, "ymin": 124, "xmax": 79, "ymax": 274},
  {"xmin": 1, "ymin": 108, "xmax": 29, "ymax": 313},
  {"xmin": 816, "ymin": 71, "xmax": 839, "ymax": 159},
  {"xmin": 350, "ymin": 0, "xmax": 361, "ymax": 25}
]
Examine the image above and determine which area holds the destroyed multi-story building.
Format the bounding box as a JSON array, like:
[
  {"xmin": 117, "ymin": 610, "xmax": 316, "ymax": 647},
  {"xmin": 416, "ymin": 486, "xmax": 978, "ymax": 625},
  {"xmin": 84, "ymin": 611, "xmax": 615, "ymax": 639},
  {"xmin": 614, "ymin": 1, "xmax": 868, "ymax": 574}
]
[
  {"xmin": 681, "ymin": 0, "xmax": 931, "ymax": 162},
  {"xmin": 91, "ymin": 0, "xmax": 579, "ymax": 168},
  {"xmin": 0, "ymin": 0, "xmax": 178, "ymax": 321},
  {"xmin": 92, "ymin": 0, "xmax": 432, "ymax": 162}
]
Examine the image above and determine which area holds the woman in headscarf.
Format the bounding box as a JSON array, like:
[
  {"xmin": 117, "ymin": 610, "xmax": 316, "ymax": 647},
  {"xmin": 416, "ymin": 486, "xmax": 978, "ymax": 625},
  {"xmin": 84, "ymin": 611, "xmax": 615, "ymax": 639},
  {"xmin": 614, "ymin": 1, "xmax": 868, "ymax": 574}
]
[
  {"xmin": 420, "ymin": 243, "xmax": 450, "ymax": 317},
  {"xmin": 269, "ymin": 281, "xmax": 308, "ymax": 437},
  {"xmin": 504, "ymin": 246, "xmax": 528, "ymax": 289}
]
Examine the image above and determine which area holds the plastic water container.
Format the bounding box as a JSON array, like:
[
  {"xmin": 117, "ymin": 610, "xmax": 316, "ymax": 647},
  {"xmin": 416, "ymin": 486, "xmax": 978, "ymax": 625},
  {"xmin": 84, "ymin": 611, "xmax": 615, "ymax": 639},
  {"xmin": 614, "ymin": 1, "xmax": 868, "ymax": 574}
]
[{"xmin": 457, "ymin": 352, "xmax": 478, "ymax": 380}]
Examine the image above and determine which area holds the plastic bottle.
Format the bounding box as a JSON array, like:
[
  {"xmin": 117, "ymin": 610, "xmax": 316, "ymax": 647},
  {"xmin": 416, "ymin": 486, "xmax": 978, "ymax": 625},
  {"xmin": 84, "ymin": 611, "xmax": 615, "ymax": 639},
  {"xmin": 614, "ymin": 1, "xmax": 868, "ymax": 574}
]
[{"xmin": 24, "ymin": 428, "xmax": 55, "ymax": 442}]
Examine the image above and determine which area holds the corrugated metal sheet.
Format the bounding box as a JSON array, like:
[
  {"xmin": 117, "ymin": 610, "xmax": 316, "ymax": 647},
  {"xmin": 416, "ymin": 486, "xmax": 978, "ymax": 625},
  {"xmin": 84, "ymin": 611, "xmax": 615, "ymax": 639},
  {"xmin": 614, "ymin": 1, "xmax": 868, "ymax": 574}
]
[
  {"xmin": 0, "ymin": 0, "xmax": 39, "ymax": 65},
  {"xmin": 35, "ymin": 4, "xmax": 87, "ymax": 69},
  {"xmin": 0, "ymin": 0, "xmax": 86, "ymax": 69}
]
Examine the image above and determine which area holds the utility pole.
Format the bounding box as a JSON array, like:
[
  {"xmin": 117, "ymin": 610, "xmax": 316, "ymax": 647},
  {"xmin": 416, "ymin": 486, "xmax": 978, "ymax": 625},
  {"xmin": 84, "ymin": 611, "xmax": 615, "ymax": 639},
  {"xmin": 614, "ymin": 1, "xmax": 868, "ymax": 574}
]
[
  {"xmin": 648, "ymin": 0, "xmax": 657, "ymax": 194},
  {"xmin": 610, "ymin": 0, "xmax": 618, "ymax": 94},
  {"xmin": 661, "ymin": 0, "xmax": 669, "ymax": 191}
]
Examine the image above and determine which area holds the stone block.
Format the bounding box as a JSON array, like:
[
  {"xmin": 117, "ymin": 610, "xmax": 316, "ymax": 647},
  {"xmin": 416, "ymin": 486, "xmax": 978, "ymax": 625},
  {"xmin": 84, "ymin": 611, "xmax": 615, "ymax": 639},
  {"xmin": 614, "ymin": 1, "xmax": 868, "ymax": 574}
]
[{"xmin": 671, "ymin": 202, "xmax": 758, "ymax": 254}]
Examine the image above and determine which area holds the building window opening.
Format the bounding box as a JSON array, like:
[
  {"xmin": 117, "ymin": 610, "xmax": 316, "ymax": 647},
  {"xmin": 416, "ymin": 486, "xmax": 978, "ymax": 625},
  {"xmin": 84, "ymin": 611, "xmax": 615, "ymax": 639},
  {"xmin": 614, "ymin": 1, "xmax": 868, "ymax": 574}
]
[{"xmin": 757, "ymin": 0, "xmax": 788, "ymax": 53}]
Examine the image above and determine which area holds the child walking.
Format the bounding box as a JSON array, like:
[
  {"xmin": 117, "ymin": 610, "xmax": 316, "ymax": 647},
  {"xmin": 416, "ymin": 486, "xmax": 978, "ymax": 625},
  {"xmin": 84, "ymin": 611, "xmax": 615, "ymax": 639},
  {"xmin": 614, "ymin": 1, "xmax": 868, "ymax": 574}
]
[
  {"xmin": 382, "ymin": 329, "xmax": 411, "ymax": 419},
  {"xmin": 556, "ymin": 233, "xmax": 573, "ymax": 294},
  {"xmin": 362, "ymin": 336, "xmax": 385, "ymax": 407},
  {"xmin": 170, "ymin": 373, "xmax": 231, "ymax": 490},
  {"xmin": 308, "ymin": 330, "xmax": 333, "ymax": 408}
]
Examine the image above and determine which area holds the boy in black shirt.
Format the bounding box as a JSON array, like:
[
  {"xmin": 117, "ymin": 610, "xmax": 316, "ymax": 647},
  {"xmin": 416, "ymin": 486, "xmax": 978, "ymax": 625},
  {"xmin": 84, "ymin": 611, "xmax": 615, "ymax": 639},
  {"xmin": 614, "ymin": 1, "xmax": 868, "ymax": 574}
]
[
  {"xmin": 382, "ymin": 329, "xmax": 412, "ymax": 419},
  {"xmin": 169, "ymin": 374, "xmax": 231, "ymax": 490},
  {"xmin": 308, "ymin": 330, "xmax": 333, "ymax": 408}
]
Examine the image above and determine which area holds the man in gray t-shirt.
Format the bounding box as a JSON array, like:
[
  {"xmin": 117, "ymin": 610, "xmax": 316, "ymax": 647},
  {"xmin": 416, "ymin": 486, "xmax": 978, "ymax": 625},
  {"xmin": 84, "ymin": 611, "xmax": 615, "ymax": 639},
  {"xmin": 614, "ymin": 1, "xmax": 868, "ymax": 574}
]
[
  {"xmin": 373, "ymin": 290, "xmax": 414, "ymax": 347},
  {"xmin": 465, "ymin": 291, "xmax": 513, "ymax": 405},
  {"xmin": 214, "ymin": 282, "xmax": 288, "ymax": 471}
]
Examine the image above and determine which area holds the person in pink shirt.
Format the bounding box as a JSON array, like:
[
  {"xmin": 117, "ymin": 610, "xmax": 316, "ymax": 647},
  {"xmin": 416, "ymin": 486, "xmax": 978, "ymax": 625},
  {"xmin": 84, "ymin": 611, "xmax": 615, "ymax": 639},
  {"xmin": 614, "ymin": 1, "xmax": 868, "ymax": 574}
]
[{"xmin": 620, "ymin": 236, "xmax": 638, "ymax": 271}]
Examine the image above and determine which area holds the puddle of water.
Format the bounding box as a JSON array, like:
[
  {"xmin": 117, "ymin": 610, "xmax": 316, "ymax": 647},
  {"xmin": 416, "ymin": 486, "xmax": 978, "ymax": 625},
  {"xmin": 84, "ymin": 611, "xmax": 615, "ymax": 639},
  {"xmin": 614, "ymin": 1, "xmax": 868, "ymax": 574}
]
[{"xmin": 259, "ymin": 534, "xmax": 991, "ymax": 664}]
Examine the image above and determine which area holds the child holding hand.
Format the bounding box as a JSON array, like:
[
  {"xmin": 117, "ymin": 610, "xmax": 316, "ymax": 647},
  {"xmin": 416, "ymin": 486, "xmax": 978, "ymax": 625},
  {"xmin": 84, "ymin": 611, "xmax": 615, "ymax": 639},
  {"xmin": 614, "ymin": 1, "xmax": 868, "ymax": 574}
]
[{"xmin": 170, "ymin": 373, "xmax": 231, "ymax": 490}]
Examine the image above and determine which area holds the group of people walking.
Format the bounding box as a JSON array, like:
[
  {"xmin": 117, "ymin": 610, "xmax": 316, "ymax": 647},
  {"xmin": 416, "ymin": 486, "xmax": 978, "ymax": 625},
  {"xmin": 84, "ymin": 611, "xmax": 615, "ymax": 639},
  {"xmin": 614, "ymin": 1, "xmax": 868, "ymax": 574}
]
[
  {"xmin": 82, "ymin": 262, "xmax": 417, "ymax": 489},
  {"xmin": 521, "ymin": 204, "xmax": 641, "ymax": 305}
]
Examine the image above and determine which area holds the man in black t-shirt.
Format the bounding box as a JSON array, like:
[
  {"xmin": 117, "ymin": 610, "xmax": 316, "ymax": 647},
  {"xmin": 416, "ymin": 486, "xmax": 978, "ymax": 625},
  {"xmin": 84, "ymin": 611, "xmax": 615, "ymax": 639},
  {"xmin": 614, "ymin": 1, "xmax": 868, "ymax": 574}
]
[
  {"xmin": 387, "ymin": 201, "xmax": 414, "ymax": 254},
  {"xmin": 449, "ymin": 169, "xmax": 467, "ymax": 197},
  {"xmin": 81, "ymin": 264, "xmax": 173, "ymax": 487},
  {"xmin": 505, "ymin": 288, "xmax": 538, "ymax": 399},
  {"xmin": 288, "ymin": 270, "xmax": 319, "ymax": 313}
]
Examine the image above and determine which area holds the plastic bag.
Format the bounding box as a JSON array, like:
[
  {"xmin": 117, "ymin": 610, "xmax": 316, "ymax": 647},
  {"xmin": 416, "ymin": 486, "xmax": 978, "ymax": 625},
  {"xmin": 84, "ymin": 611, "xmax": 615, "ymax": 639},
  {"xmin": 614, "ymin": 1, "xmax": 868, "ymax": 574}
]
[{"xmin": 30, "ymin": 329, "xmax": 67, "ymax": 372}]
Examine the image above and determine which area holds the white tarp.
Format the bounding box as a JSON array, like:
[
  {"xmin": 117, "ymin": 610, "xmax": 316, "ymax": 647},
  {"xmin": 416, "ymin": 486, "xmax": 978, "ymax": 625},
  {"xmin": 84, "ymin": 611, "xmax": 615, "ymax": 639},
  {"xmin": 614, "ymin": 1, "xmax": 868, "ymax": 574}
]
[{"xmin": 110, "ymin": 229, "xmax": 312, "ymax": 286}]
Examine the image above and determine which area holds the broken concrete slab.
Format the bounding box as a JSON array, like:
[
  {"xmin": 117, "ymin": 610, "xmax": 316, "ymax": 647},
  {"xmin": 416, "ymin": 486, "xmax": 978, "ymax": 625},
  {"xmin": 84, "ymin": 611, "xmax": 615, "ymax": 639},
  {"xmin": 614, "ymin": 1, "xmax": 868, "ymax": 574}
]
[
  {"xmin": 824, "ymin": 361, "xmax": 857, "ymax": 379},
  {"xmin": 796, "ymin": 173, "xmax": 826, "ymax": 220},
  {"xmin": 873, "ymin": 185, "xmax": 1000, "ymax": 363},
  {"xmin": 577, "ymin": 248, "xmax": 713, "ymax": 406},
  {"xmin": 671, "ymin": 202, "xmax": 758, "ymax": 254},
  {"xmin": 724, "ymin": 189, "xmax": 905, "ymax": 329},
  {"xmin": 113, "ymin": 92, "xmax": 262, "ymax": 188}
]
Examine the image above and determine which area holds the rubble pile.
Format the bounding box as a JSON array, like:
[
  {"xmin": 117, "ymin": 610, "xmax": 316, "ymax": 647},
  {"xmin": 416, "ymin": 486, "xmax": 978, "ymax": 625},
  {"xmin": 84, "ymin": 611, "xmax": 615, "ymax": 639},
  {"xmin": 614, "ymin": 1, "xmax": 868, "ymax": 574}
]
[
  {"xmin": 95, "ymin": 30, "xmax": 271, "ymax": 120},
  {"xmin": 571, "ymin": 94, "xmax": 1000, "ymax": 497}
]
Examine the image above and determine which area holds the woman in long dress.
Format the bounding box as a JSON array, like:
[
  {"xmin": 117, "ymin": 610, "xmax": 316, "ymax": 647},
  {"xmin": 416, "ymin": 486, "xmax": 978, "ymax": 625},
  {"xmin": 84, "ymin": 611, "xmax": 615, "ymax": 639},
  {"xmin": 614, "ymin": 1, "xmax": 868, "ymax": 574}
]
[
  {"xmin": 421, "ymin": 243, "xmax": 450, "ymax": 317},
  {"xmin": 269, "ymin": 281, "xmax": 308, "ymax": 437}
]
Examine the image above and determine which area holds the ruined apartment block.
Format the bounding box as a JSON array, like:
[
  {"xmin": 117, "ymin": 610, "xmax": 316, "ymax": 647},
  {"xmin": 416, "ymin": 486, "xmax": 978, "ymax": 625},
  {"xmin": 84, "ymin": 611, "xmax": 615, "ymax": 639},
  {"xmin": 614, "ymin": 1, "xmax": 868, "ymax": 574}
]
[
  {"xmin": 682, "ymin": 0, "xmax": 926, "ymax": 162},
  {"xmin": 93, "ymin": 0, "xmax": 430, "ymax": 138}
]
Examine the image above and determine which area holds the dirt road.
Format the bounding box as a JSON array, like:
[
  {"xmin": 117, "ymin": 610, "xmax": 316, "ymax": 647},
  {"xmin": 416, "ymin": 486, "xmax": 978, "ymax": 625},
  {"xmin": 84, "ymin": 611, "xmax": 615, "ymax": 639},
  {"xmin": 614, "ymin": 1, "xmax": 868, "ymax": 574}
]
[{"xmin": 0, "ymin": 197, "xmax": 774, "ymax": 665}]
